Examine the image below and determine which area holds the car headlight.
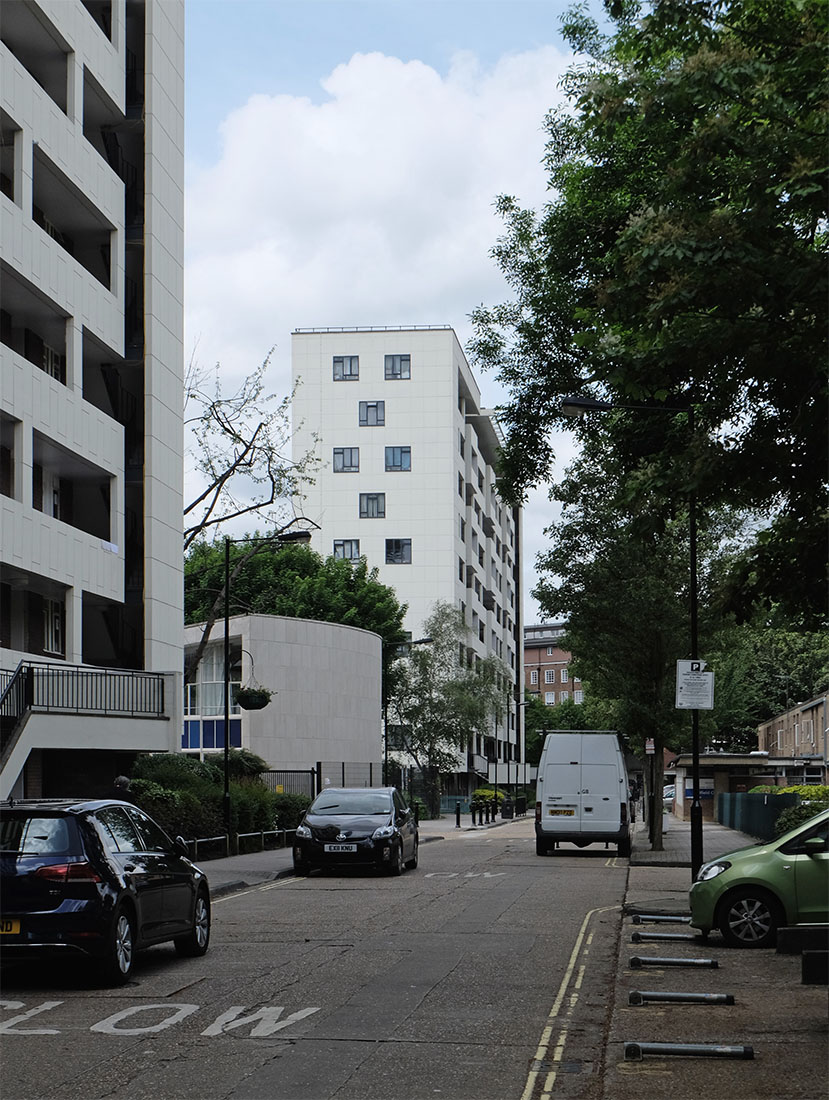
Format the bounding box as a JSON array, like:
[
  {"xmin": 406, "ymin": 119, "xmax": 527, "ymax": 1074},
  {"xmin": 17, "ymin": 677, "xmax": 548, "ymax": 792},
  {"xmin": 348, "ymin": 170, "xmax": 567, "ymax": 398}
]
[
  {"xmin": 295, "ymin": 823, "xmax": 311, "ymax": 839},
  {"xmin": 695, "ymin": 860, "xmax": 731, "ymax": 882},
  {"xmin": 372, "ymin": 824, "xmax": 395, "ymax": 840}
]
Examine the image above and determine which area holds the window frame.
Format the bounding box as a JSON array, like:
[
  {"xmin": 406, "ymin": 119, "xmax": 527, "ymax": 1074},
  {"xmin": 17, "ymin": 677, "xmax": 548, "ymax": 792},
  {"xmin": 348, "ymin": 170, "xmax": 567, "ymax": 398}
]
[
  {"xmin": 359, "ymin": 492, "xmax": 386, "ymax": 518},
  {"xmin": 333, "ymin": 538, "xmax": 361, "ymax": 561},
  {"xmin": 333, "ymin": 355, "xmax": 359, "ymax": 381},
  {"xmin": 359, "ymin": 400, "xmax": 385, "ymax": 426},
  {"xmin": 385, "ymin": 538, "xmax": 412, "ymax": 564},
  {"xmin": 333, "ymin": 447, "xmax": 360, "ymax": 472},
  {"xmin": 385, "ymin": 446, "xmax": 411, "ymax": 472},
  {"xmin": 384, "ymin": 353, "xmax": 411, "ymax": 379}
]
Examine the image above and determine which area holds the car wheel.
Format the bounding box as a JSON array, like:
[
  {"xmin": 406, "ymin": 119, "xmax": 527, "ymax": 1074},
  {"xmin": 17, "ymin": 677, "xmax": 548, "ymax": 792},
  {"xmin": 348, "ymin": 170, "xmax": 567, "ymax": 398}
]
[
  {"xmin": 293, "ymin": 856, "xmax": 312, "ymax": 876},
  {"xmin": 536, "ymin": 836, "xmax": 549, "ymax": 856},
  {"xmin": 388, "ymin": 841, "xmax": 404, "ymax": 876},
  {"xmin": 100, "ymin": 904, "xmax": 135, "ymax": 986},
  {"xmin": 175, "ymin": 887, "xmax": 211, "ymax": 957},
  {"xmin": 717, "ymin": 887, "xmax": 783, "ymax": 948},
  {"xmin": 405, "ymin": 837, "xmax": 419, "ymax": 870}
]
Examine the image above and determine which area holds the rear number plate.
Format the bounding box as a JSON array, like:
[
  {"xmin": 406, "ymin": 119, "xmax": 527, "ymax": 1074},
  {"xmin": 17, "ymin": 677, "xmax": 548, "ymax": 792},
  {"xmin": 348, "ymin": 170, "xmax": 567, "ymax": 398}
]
[
  {"xmin": 549, "ymin": 808, "xmax": 575, "ymax": 816},
  {"xmin": 0, "ymin": 919, "xmax": 21, "ymax": 934},
  {"xmin": 324, "ymin": 843, "xmax": 356, "ymax": 853}
]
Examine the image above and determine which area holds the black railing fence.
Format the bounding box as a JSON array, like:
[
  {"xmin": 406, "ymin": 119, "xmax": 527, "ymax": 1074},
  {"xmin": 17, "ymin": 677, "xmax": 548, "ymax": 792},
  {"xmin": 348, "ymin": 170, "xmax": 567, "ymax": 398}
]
[{"xmin": 0, "ymin": 662, "xmax": 165, "ymax": 722}]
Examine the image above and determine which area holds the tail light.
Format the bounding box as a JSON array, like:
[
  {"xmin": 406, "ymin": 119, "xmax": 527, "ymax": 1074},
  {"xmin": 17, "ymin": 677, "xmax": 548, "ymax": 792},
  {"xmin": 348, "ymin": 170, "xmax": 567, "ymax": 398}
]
[
  {"xmin": 535, "ymin": 801, "xmax": 542, "ymax": 823},
  {"xmin": 34, "ymin": 862, "xmax": 102, "ymax": 884}
]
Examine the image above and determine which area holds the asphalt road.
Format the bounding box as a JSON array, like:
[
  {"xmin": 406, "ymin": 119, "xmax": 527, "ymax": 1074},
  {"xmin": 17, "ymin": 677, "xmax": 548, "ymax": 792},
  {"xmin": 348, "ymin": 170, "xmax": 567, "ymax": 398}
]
[{"xmin": 1, "ymin": 817, "xmax": 628, "ymax": 1100}]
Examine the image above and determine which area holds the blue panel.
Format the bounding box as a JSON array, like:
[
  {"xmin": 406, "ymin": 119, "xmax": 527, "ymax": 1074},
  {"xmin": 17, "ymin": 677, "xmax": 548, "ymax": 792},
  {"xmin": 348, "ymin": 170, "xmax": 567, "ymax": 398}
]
[
  {"xmin": 214, "ymin": 720, "xmax": 225, "ymax": 748},
  {"xmin": 202, "ymin": 721, "xmax": 214, "ymax": 748},
  {"xmin": 187, "ymin": 721, "xmax": 201, "ymax": 749},
  {"xmin": 230, "ymin": 719, "xmax": 242, "ymax": 748}
]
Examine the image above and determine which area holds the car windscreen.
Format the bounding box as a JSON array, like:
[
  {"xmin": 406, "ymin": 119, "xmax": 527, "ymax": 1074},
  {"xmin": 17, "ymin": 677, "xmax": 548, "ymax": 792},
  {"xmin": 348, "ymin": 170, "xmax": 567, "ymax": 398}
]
[
  {"xmin": 310, "ymin": 792, "xmax": 392, "ymax": 816},
  {"xmin": 0, "ymin": 814, "xmax": 77, "ymax": 855}
]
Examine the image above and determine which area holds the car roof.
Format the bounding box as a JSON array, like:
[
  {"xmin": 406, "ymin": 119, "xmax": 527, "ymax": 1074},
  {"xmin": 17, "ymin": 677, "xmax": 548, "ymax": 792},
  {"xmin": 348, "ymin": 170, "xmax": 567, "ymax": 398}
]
[{"xmin": 1, "ymin": 798, "xmax": 133, "ymax": 814}]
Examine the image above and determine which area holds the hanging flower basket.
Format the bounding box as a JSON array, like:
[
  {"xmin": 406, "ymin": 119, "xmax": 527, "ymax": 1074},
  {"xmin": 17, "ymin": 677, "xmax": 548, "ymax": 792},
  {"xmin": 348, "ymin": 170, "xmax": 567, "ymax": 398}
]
[{"xmin": 234, "ymin": 685, "xmax": 274, "ymax": 711}]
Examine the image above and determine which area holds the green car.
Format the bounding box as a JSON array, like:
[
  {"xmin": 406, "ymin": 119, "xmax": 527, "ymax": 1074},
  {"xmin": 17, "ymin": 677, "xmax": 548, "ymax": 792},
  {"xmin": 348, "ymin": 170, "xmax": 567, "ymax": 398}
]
[{"xmin": 689, "ymin": 807, "xmax": 829, "ymax": 948}]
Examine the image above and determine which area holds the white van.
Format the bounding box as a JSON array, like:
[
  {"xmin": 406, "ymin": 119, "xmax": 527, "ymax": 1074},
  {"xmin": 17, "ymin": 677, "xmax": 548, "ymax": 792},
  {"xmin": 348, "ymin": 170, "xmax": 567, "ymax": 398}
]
[{"xmin": 535, "ymin": 731, "xmax": 631, "ymax": 856}]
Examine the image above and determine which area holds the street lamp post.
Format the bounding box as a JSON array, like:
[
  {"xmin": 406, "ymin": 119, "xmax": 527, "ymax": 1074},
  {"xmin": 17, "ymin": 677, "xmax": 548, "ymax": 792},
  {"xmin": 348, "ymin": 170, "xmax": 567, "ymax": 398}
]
[
  {"xmin": 561, "ymin": 395, "xmax": 704, "ymax": 877},
  {"xmin": 222, "ymin": 528, "xmax": 312, "ymax": 836}
]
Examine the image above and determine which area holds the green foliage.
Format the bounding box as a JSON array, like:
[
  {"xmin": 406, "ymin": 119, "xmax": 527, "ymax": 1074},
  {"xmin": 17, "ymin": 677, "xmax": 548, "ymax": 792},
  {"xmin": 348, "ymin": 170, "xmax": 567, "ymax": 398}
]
[
  {"xmin": 386, "ymin": 602, "xmax": 511, "ymax": 816},
  {"xmin": 272, "ymin": 792, "xmax": 312, "ymax": 830},
  {"xmin": 184, "ymin": 539, "xmax": 407, "ymax": 691},
  {"xmin": 774, "ymin": 802, "xmax": 829, "ymax": 837},
  {"xmin": 130, "ymin": 779, "xmax": 223, "ymax": 839},
  {"xmin": 132, "ymin": 752, "xmax": 222, "ymax": 789},
  {"xmin": 470, "ymin": 0, "xmax": 827, "ymax": 628},
  {"xmin": 472, "ymin": 787, "xmax": 505, "ymax": 805}
]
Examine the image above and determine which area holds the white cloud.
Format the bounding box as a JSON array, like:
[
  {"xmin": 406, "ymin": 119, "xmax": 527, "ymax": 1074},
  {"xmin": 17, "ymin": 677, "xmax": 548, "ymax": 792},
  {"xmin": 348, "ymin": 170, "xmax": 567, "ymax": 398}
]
[{"xmin": 184, "ymin": 42, "xmax": 575, "ymax": 611}]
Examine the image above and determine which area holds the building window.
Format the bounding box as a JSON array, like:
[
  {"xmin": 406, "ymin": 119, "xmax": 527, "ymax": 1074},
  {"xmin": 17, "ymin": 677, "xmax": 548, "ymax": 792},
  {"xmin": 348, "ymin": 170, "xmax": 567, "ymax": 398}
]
[
  {"xmin": 43, "ymin": 597, "xmax": 64, "ymax": 656},
  {"xmin": 544, "ymin": 692, "xmax": 555, "ymax": 705},
  {"xmin": 530, "ymin": 670, "xmax": 539, "ymax": 685},
  {"xmin": 459, "ymin": 517, "xmax": 466, "ymax": 541},
  {"xmin": 458, "ymin": 472, "xmax": 464, "ymax": 497},
  {"xmin": 459, "ymin": 432, "xmax": 465, "ymax": 458},
  {"xmin": 359, "ymin": 400, "xmax": 385, "ymax": 426},
  {"xmin": 385, "ymin": 446, "xmax": 411, "ymax": 471},
  {"xmin": 459, "ymin": 556, "xmax": 465, "ymax": 581},
  {"xmin": 333, "ymin": 447, "xmax": 359, "ymax": 472},
  {"xmin": 574, "ymin": 690, "xmax": 584, "ymax": 704},
  {"xmin": 545, "ymin": 669, "xmax": 555, "ymax": 684},
  {"xmin": 334, "ymin": 539, "xmax": 361, "ymax": 560},
  {"xmin": 546, "ymin": 646, "xmax": 554, "ymax": 655},
  {"xmin": 359, "ymin": 493, "xmax": 385, "ymax": 518},
  {"xmin": 560, "ymin": 691, "xmax": 569, "ymax": 704},
  {"xmin": 385, "ymin": 354, "xmax": 410, "ymax": 379},
  {"xmin": 385, "ymin": 538, "xmax": 412, "ymax": 564},
  {"xmin": 561, "ymin": 669, "xmax": 569, "ymax": 683},
  {"xmin": 333, "ymin": 355, "xmax": 359, "ymax": 380}
]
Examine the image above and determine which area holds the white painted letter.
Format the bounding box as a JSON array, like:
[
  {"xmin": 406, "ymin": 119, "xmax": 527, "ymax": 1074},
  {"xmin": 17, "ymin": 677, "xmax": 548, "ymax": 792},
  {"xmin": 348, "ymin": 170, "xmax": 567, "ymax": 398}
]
[
  {"xmin": 0, "ymin": 1001, "xmax": 63, "ymax": 1034},
  {"xmin": 91, "ymin": 1004, "xmax": 199, "ymax": 1035},
  {"xmin": 202, "ymin": 1006, "xmax": 319, "ymax": 1038}
]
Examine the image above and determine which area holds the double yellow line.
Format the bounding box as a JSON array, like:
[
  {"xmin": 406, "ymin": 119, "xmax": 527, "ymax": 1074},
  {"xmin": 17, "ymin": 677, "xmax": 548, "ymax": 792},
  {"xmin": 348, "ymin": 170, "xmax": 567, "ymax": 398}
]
[{"xmin": 521, "ymin": 904, "xmax": 619, "ymax": 1100}]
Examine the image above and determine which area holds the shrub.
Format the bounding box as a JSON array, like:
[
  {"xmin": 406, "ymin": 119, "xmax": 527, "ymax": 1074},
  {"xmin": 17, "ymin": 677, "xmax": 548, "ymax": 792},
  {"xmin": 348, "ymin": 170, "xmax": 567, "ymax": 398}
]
[
  {"xmin": 472, "ymin": 787, "xmax": 505, "ymax": 805},
  {"xmin": 773, "ymin": 802, "xmax": 829, "ymax": 837},
  {"xmin": 272, "ymin": 792, "xmax": 312, "ymax": 830},
  {"xmin": 132, "ymin": 753, "xmax": 221, "ymax": 789}
]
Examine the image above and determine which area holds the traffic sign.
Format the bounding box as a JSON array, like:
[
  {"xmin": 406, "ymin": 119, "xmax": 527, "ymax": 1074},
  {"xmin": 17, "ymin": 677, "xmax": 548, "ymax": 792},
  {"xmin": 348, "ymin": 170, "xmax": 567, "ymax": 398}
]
[{"xmin": 675, "ymin": 660, "xmax": 714, "ymax": 710}]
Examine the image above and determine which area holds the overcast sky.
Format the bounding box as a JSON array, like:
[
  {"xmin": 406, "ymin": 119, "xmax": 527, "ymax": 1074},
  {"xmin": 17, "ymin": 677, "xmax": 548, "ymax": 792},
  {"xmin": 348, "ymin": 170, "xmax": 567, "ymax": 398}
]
[{"xmin": 184, "ymin": 0, "xmax": 592, "ymax": 623}]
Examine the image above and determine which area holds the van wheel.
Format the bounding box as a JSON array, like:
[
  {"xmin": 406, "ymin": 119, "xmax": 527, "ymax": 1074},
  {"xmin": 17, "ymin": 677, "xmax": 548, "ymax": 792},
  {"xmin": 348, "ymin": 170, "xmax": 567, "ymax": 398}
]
[
  {"xmin": 536, "ymin": 837, "xmax": 550, "ymax": 856},
  {"xmin": 618, "ymin": 836, "xmax": 631, "ymax": 858}
]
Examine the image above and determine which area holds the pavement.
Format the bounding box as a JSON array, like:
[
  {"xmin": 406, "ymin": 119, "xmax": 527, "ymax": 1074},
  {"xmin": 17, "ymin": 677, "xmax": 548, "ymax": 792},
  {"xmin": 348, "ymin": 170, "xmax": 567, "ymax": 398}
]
[{"xmin": 197, "ymin": 812, "xmax": 828, "ymax": 1100}]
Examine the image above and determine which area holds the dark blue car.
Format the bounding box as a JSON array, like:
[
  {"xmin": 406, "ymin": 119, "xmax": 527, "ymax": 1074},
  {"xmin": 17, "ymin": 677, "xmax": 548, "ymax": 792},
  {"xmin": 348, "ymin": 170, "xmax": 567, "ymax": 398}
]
[{"xmin": 0, "ymin": 798, "xmax": 210, "ymax": 984}]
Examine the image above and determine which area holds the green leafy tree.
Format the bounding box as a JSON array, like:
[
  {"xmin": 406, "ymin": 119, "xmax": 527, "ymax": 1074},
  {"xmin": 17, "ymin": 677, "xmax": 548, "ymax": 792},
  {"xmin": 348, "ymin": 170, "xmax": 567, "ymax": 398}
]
[
  {"xmin": 386, "ymin": 603, "xmax": 510, "ymax": 817},
  {"xmin": 470, "ymin": 0, "xmax": 827, "ymax": 627},
  {"xmin": 184, "ymin": 539, "xmax": 407, "ymax": 685}
]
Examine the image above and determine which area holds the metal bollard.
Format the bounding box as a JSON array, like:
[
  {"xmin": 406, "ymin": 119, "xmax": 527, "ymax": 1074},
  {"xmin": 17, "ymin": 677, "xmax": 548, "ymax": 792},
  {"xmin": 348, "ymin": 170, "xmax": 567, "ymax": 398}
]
[
  {"xmin": 631, "ymin": 931, "xmax": 700, "ymax": 943},
  {"xmin": 624, "ymin": 1041, "xmax": 753, "ymax": 1060},
  {"xmin": 484, "ymin": 802, "xmax": 490, "ymax": 824},
  {"xmin": 629, "ymin": 990, "xmax": 735, "ymax": 1005},
  {"xmin": 632, "ymin": 913, "xmax": 692, "ymax": 924},
  {"xmin": 630, "ymin": 955, "xmax": 719, "ymax": 969},
  {"xmin": 456, "ymin": 801, "xmax": 461, "ymax": 829}
]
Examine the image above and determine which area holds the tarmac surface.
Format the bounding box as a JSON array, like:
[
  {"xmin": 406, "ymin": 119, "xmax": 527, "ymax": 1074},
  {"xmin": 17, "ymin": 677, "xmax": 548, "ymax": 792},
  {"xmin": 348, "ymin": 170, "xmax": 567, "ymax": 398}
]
[{"xmin": 198, "ymin": 812, "xmax": 828, "ymax": 1100}]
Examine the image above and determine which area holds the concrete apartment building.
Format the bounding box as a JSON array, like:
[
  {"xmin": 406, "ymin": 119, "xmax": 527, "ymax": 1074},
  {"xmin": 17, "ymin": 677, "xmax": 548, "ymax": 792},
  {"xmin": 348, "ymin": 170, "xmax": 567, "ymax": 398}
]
[
  {"xmin": 524, "ymin": 622, "xmax": 584, "ymax": 707},
  {"xmin": 1, "ymin": 0, "xmax": 185, "ymax": 798},
  {"xmin": 291, "ymin": 326, "xmax": 523, "ymax": 792}
]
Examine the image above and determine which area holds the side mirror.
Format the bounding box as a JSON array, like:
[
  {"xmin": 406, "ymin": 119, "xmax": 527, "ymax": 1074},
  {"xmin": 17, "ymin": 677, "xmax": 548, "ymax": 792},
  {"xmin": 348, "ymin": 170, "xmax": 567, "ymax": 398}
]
[
  {"xmin": 174, "ymin": 835, "xmax": 190, "ymax": 857},
  {"xmin": 802, "ymin": 836, "xmax": 827, "ymax": 854}
]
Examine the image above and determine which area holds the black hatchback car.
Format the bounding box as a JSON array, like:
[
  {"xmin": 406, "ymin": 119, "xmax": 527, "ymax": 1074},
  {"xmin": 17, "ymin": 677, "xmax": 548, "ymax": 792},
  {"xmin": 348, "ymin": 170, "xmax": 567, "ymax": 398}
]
[
  {"xmin": 0, "ymin": 798, "xmax": 210, "ymax": 985},
  {"xmin": 292, "ymin": 787, "xmax": 418, "ymax": 876}
]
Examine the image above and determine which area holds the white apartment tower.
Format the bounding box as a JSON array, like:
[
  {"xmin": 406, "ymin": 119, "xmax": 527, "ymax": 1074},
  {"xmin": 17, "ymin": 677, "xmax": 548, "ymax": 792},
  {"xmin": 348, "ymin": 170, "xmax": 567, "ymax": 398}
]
[
  {"xmin": 292, "ymin": 326, "xmax": 523, "ymax": 791},
  {"xmin": 1, "ymin": 0, "xmax": 185, "ymax": 797}
]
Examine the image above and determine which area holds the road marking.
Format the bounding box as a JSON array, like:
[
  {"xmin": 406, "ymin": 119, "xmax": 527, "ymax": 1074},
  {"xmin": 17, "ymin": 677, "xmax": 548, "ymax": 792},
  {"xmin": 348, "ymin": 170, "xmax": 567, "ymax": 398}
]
[
  {"xmin": 521, "ymin": 906, "xmax": 619, "ymax": 1100},
  {"xmin": 423, "ymin": 871, "xmax": 507, "ymax": 879}
]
